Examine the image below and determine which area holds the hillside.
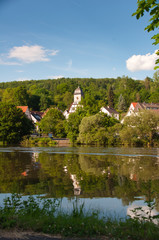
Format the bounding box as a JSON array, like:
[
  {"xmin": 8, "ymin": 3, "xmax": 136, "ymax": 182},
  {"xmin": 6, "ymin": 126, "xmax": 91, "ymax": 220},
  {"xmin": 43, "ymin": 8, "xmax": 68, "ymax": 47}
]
[{"xmin": 0, "ymin": 76, "xmax": 158, "ymax": 113}]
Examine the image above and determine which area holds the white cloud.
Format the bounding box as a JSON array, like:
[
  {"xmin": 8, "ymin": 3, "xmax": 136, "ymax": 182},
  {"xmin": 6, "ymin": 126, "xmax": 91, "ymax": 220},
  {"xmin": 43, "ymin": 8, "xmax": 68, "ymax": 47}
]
[
  {"xmin": 8, "ymin": 45, "xmax": 50, "ymax": 63},
  {"xmin": 49, "ymin": 50, "xmax": 59, "ymax": 56},
  {"xmin": 1, "ymin": 45, "xmax": 59, "ymax": 64},
  {"xmin": 48, "ymin": 75, "xmax": 64, "ymax": 79},
  {"xmin": 126, "ymin": 51, "xmax": 158, "ymax": 72}
]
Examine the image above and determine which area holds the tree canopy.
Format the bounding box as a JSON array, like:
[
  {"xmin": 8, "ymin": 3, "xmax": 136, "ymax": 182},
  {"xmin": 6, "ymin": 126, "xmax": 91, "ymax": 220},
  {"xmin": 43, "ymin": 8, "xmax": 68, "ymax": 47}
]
[
  {"xmin": 78, "ymin": 113, "xmax": 118, "ymax": 145},
  {"xmin": 65, "ymin": 107, "xmax": 87, "ymax": 142},
  {"xmin": 0, "ymin": 103, "xmax": 34, "ymax": 144},
  {"xmin": 0, "ymin": 76, "xmax": 159, "ymax": 112},
  {"xmin": 38, "ymin": 108, "xmax": 66, "ymax": 138},
  {"xmin": 120, "ymin": 110, "xmax": 159, "ymax": 146}
]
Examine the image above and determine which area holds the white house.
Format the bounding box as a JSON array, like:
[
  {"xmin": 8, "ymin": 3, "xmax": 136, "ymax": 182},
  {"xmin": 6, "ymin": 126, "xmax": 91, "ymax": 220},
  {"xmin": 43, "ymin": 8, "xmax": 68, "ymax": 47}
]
[
  {"xmin": 63, "ymin": 86, "xmax": 84, "ymax": 119},
  {"xmin": 30, "ymin": 111, "xmax": 44, "ymax": 130},
  {"xmin": 17, "ymin": 106, "xmax": 32, "ymax": 120},
  {"xmin": 120, "ymin": 102, "xmax": 137, "ymax": 123},
  {"xmin": 100, "ymin": 106, "xmax": 119, "ymax": 120},
  {"xmin": 121, "ymin": 102, "xmax": 159, "ymax": 123}
]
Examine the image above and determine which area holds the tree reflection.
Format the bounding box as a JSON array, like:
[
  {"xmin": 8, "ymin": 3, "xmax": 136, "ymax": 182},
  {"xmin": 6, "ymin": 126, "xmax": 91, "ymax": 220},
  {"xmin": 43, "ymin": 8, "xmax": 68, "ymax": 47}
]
[{"xmin": 0, "ymin": 149, "xmax": 159, "ymax": 205}]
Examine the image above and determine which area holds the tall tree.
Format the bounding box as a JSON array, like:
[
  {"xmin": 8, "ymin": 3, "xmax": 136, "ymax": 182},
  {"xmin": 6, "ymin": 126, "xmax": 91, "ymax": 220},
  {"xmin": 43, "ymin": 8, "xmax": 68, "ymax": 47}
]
[
  {"xmin": 0, "ymin": 103, "xmax": 33, "ymax": 144},
  {"xmin": 39, "ymin": 108, "xmax": 66, "ymax": 138},
  {"xmin": 133, "ymin": 0, "xmax": 159, "ymax": 68},
  {"xmin": 117, "ymin": 94, "xmax": 127, "ymax": 111},
  {"xmin": 108, "ymin": 86, "xmax": 114, "ymax": 108},
  {"xmin": 144, "ymin": 77, "xmax": 151, "ymax": 90},
  {"xmin": 65, "ymin": 107, "xmax": 87, "ymax": 143}
]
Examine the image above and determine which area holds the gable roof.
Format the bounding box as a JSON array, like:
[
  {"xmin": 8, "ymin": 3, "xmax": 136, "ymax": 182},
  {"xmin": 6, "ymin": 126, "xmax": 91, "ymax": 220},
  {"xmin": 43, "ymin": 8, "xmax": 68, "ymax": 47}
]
[
  {"xmin": 135, "ymin": 102, "xmax": 159, "ymax": 111},
  {"xmin": 131, "ymin": 102, "xmax": 137, "ymax": 108},
  {"xmin": 17, "ymin": 106, "xmax": 28, "ymax": 113},
  {"xmin": 103, "ymin": 106, "xmax": 119, "ymax": 114},
  {"xmin": 31, "ymin": 111, "xmax": 44, "ymax": 121}
]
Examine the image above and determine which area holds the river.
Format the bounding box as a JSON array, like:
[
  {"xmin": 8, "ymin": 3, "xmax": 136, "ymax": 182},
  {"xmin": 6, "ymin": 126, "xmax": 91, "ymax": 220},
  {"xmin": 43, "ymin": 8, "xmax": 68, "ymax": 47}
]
[{"xmin": 0, "ymin": 146, "xmax": 159, "ymax": 219}]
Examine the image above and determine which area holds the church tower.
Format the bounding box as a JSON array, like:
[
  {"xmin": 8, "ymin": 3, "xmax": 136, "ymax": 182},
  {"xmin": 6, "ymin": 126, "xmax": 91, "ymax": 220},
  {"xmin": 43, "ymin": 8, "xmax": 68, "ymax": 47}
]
[
  {"xmin": 63, "ymin": 86, "xmax": 84, "ymax": 119},
  {"xmin": 74, "ymin": 86, "xmax": 84, "ymax": 104}
]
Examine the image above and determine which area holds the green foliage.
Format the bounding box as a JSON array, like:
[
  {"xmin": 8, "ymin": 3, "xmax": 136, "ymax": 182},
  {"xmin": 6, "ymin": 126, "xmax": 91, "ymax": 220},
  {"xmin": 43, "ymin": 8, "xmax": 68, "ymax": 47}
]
[
  {"xmin": 117, "ymin": 94, "xmax": 127, "ymax": 111},
  {"xmin": 133, "ymin": 0, "xmax": 159, "ymax": 68},
  {"xmin": 0, "ymin": 103, "xmax": 34, "ymax": 144},
  {"xmin": 0, "ymin": 76, "xmax": 159, "ymax": 113},
  {"xmin": 120, "ymin": 110, "xmax": 159, "ymax": 146},
  {"xmin": 78, "ymin": 113, "xmax": 118, "ymax": 145},
  {"xmin": 65, "ymin": 107, "xmax": 87, "ymax": 142},
  {"xmin": 1, "ymin": 194, "xmax": 159, "ymax": 239},
  {"xmin": 39, "ymin": 108, "xmax": 66, "ymax": 138},
  {"xmin": 2, "ymin": 86, "xmax": 29, "ymax": 106},
  {"xmin": 108, "ymin": 85, "xmax": 114, "ymax": 108},
  {"xmin": 153, "ymin": 70, "xmax": 159, "ymax": 82},
  {"xmin": 21, "ymin": 137, "xmax": 57, "ymax": 146}
]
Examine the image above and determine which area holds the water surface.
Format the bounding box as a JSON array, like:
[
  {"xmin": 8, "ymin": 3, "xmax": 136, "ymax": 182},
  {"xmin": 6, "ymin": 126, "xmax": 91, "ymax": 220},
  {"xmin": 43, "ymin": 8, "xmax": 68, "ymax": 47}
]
[{"xmin": 0, "ymin": 146, "xmax": 159, "ymax": 219}]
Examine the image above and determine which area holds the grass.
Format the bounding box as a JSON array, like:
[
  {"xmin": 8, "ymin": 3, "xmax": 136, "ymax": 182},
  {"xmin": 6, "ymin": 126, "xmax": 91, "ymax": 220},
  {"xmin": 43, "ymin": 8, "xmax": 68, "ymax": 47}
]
[
  {"xmin": 0, "ymin": 194, "xmax": 159, "ymax": 239},
  {"xmin": 20, "ymin": 137, "xmax": 57, "ymax": 146}
]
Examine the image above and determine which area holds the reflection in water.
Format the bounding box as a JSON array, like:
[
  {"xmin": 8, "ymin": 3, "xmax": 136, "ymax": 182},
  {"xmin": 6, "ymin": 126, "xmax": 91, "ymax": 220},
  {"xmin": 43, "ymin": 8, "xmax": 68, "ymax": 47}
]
[
  {"xmin": 0, "ymin": 146, "xmax": 159, "ymax": 217},
  {"xmin": 127, "ymin": 205, "xmax": 159, "ymax": 224},
  {"xmin": 70, "ymin": 174, "xmax": 81, "ymax": 195}
]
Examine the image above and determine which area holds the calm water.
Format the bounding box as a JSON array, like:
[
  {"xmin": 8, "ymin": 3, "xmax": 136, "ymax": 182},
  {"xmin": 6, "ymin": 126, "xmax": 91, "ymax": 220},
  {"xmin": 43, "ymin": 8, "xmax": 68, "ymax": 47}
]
[{"xmin": 0, "ymin": 146, "xmax": 159, "ymax": 219}]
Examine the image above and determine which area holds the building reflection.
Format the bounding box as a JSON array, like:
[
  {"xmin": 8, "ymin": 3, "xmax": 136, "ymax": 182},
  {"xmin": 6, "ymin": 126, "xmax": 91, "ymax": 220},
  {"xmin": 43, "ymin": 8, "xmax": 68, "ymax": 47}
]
[{"xmin": 70, "ymin": 174, "xmax": 81, "ymax": 196}]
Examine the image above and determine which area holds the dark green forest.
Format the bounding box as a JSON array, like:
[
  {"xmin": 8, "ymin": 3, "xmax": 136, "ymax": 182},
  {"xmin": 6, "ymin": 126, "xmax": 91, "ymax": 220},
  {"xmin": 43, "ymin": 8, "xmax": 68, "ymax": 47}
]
[{"xmin": 0, "ymin": 74, "xmax": 159, "ymax": 113}]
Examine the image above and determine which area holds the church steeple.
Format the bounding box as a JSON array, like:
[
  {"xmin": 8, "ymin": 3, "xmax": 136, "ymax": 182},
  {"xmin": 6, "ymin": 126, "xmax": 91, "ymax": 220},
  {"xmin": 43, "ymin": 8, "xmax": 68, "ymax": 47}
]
[{"xmin": 74, "ymin": 86, "xmax": 83, "ymax": 104}]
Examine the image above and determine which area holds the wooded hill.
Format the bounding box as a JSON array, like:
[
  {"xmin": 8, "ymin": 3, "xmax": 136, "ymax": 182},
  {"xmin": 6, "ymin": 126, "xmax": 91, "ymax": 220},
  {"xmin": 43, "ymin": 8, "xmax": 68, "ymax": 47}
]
[{"xmin": 0, "ymin": 75, "xmax": 159, "ymax": 113}]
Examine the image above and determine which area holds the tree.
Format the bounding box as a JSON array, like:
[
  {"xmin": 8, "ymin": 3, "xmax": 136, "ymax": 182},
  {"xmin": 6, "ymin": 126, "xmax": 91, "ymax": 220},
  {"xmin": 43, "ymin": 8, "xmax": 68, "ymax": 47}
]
[
  {"xmin": 65, "ymin": 107, "xmax": 87, "ymax": 143},
  {"xmin": 133, "ymin": 0, "xmax": 159, "ymax": 68},
  {"xmin": 0, "ymin": 103, "xmax": 34, "ymax": 144},
  {"xmin": 120, "ymin": 110, "xmax": 159, "ymax": 146},
  {"xmin": 153, "ymin": 70, "xmax": 159, "ymax": 82},
  {"xmin": 14, "ymin": 86, "xmax": 29, "ymax": 105},
  {"xmin": 144, "ymin": 77, "xmax": 151, "ymax": 90},
  {"xmin": 108, "ymin": 86, "xmax": 114, "ymax": 108},
  {"xmin": 117, "ymin": 94, "xmax": 127, "ymax": 111},
  {"xmin": 2, "ymin": 86, "xmax": 29, "ymax": 106},
  {"xmin": 38, "ymin": 108, "xmax": 66, "ymax": 138},
  {"xmin": 78, "ymin": 113, "xmax": 118, "ymax": 145},
  {"xmin": 39, "ymin": 94, "xmax": 51, "ymax": 111}
]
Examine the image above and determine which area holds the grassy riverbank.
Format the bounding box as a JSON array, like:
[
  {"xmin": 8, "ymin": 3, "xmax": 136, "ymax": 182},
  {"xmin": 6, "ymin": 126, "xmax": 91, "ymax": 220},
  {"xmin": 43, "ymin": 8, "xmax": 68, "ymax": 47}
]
[
  {"xmin": 20, "ymin": 137, "xmax": 57, "ymax": 147},
  {"xmin": 0, "ymin": 194, "xmax": 159, "ymax": 240}
]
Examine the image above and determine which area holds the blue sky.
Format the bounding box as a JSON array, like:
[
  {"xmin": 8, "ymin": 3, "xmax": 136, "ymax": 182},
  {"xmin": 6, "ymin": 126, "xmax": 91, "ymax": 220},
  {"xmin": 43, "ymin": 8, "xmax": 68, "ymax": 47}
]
[{"xmin": 0, "ymin": 0, "xmax": 158, "ymax": 82}]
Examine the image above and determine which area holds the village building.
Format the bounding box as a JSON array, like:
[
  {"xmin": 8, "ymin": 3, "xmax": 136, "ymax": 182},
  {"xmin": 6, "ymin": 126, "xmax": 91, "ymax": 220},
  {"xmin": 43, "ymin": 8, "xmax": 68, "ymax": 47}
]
[
  {"xmin": 134, "ymin": 102, "xmax": 159, "ymax": 112},
  {"xmin": 17, "ymin": 106, "xmax": 43, "ymax": 131},
  {"xmin": 30, "ymin": 111, "xmax": 44, "ymax": 125},
  {"xmin": 17, "ymin": 106, "xmax": 32, "ymax": 120},
  {"xmin": 121, "ymin": 102, "xmax": 159, "ymax": 123},
  {"xmin": 100, "ymin": 106, "xmax": 119, "ymax": 120},
  {"xmin": 63, "ymin": 86, "xmax": 84, "ymax": 119}
]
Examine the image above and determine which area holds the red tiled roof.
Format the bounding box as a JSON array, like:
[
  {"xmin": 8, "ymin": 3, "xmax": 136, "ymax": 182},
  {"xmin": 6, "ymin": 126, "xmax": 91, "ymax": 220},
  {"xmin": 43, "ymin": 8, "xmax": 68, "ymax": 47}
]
[
  {"xmin": 17, "ymin": 106, "xmax": 28, "ymax": 113},
  {"xmin": 132, "ymin": 102, "xmax": 137, "ymax": 108}
]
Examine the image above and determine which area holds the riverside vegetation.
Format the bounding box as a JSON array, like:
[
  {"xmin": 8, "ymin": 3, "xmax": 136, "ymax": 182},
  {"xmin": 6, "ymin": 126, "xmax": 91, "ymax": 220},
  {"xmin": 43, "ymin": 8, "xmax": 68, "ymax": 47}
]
[
  {"xmin": 0, "ymin": 75, "xmax": 159, "ymax": 146},
  {"xmin": 21, "ymin": 137, "xmax": 57, "ymax": 147},
  {"xmin": 0, "ymin": 193, "xmax": 159, "ymax": 240}
]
